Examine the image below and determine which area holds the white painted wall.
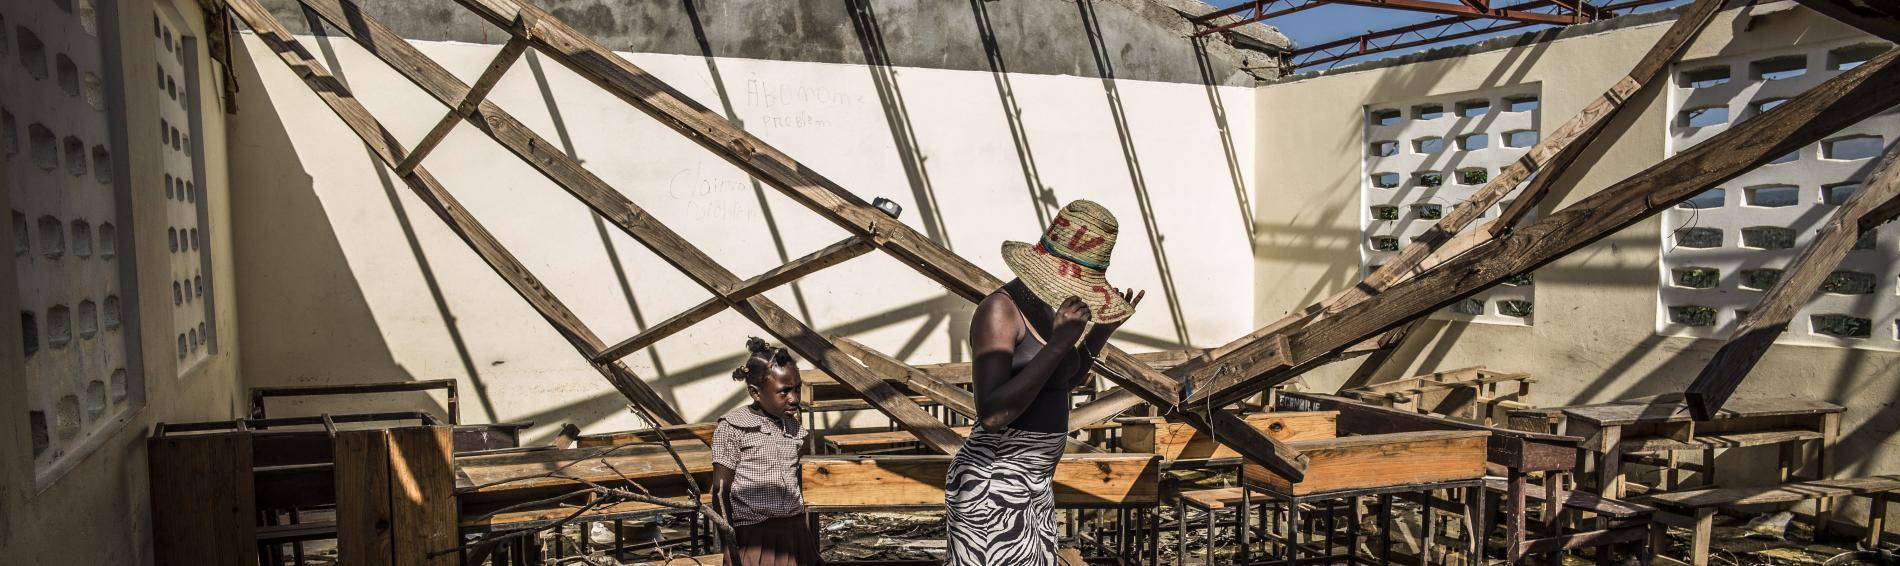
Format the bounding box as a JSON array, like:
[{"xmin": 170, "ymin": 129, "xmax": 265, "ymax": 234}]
[
  {"xmin": 230, "ymin": 34, "xmax": 1257, "ymax": 437},
  {"xmin": 1254, "ymin": 1, "xmax": 1900, "ymax": 531}
]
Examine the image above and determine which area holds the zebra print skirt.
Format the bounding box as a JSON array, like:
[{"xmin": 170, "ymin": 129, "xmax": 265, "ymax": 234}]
[{"xmin": 943, "ymin": 426, "xmax": 1068, "ymax": 566}]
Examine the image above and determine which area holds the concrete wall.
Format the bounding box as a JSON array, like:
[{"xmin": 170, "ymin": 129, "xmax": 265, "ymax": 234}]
[
  {"xmin": 0, "ymin": 0, "xmax": 244, "ymax": 562},
  {"xmin": 228, "ymin": 20, "xmax": 1261, "ymax": 437},
  {"xmin": 1254, "ymin": 0, "xmax": 1899, "ymax": 519}
]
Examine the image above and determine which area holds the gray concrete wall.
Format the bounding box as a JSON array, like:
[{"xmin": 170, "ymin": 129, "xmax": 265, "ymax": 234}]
[{"xmin": 257, "ymin": 0, "xmax": 1289, "ymax": 85}]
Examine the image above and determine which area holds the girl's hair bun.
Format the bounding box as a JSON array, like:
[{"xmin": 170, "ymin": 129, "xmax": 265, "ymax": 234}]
[{"xmin": 745, "ymin": 336, "xmax": 769, "ymax": 355}]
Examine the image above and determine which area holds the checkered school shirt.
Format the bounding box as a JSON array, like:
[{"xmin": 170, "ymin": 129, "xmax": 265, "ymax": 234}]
[{"xmin": 712, "ymin": 404, "xmax": 809, "ymax": 526}]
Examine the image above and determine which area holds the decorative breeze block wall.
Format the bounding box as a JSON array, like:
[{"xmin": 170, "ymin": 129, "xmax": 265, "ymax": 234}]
[
  {"xmin": 1660, "ymin": 39, "xmax": 1898, "ymax": 350},
  {"xmin": 5, "ymin": 0, "xmax": 140, "ymax": 478},
  {"xmin": 1363, "ymin": 85, "xmax": 1541, "ymax": 325},
  {"xmin": 154, "ymin": 7, "xmax": 214, "ymax": 369}
]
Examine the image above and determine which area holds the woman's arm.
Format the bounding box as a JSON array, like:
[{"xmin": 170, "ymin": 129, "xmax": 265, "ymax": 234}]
[{"xmin": 973, "ymin": 294, "xmax": 1091, "ymax": 431}]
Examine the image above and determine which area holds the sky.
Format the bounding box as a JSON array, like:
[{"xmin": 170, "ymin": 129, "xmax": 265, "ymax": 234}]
[{"xmin": 1206, "ymin": 0, "xmax": 1692, "ymax": 72}]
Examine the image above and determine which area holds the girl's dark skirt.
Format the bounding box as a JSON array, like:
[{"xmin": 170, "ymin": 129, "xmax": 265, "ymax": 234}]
[{"xmin": 729, "ymin": 515, "xmax": 822, "ymax": 566}]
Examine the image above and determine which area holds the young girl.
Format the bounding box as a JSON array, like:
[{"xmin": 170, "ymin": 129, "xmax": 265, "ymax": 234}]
[{"xmin": 712, "ymin": 337, "xmax": 821, "ymax": 566}]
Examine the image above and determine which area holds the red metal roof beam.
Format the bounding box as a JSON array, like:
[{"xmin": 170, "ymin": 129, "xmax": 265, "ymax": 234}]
[
  {"xmin": 1327, "ymin": 0, "xmax": 1588, "ymax": 24},
  {"xmin": 1543, "ymin": 0, "xmax": 1603, "ymax": 20},
  {"xmin": 1192, "ymin": 0, "xmax": 1333, "ymax": 36}
]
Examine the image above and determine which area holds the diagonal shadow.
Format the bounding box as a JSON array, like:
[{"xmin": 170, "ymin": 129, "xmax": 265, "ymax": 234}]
[
  {"xmin": 1077, "ymin": 0, "xmax": 1191, "ymax": 346},
  {"xmin": 968, "ymin": 0, "xmax": 1057, "ymax": 227},
  {"xmin": 1191, "ymin": 36, "xmax": 1255, "ymax": 254},
  {"xmin": 678, "ymin": 0, "xmax": 818, "ymax": 325},
  {"xmin": 846, "ymin": 0, "xmax": 955, "ymax": 250},
  {"xmin": 301, "ymin": 9, "xmax": 494, "ymax": 422},
  {"xmin": 520, "ymin": 50, "xmax": 677, "ymax": 409}
]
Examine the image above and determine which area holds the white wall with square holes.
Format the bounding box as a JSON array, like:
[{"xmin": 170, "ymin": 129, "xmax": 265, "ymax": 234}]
[
  {"xmin": 1660, "ymin": 38, "xmax": 1899, "ymax": 350},
  {"xmin": 154, "ymin": 6, "xmax": 215, "ymax": 370},
  {"xmin": 3, "ymin": 0, "xmax": 143, "ymax": 478},
  {"xmin": 1362, "ymin": 84, "xmax": 1541, "ymax": 326}
]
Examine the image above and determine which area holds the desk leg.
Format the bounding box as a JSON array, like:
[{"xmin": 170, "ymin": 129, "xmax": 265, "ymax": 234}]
[
  {"xmin": 1507, "ymin": 471, "xmax": 1527, "ymax": 565},
  {"xmin": 1817, "ymin": 413, "xmax": 1842, "ymax": 539},
  {"xmin": 1465, "ymin": 485, "xmax": 1485, "ymax": 564},
  {"xmin": 1381, "ymin": 493, "xmax": 1395, "ymax": 565},
  {"xmin": 1239, "ymin": 486, "xmax": 1252, "ymax": 563},
  {"xmin": 1598, "ymin": 427, "xmax": 1625, "ymax": 499},
  {"xmin": 1349, "ymin": 496, "xmax": 1362, "ymax": 564},
  {"xmin": 1868, "ymin": 492, "xmax": 1888, "ymax": 550},
  {"xmin": 1547, "ymin": 473, "xmax": 1569, "ymax": 565},
  {"xmin": 1778, "ymin": 443, "xmax": 1796, "ymax": 483},
  {"xmin": 1701, "ymin": 448, "xmax": 1717, "ymax": 489},
  {"xmin": 1284, "ymin": 501, "xmax": 1301, "ymax": 566},
  {"xmin": 1418, "ymin": 491, "xmax": 1437, "ymax": 566},
  {"xmin": 1177, "ymin": 493, "xmax": 1187, "ymax": 565},
  {"xmin": 1691, "ymin": 508, "xmax": 1715, "ymax": 566}
]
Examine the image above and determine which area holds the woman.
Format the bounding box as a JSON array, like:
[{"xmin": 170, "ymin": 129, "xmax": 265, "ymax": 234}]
[{"xmin": 945, "ymin": 200, "xmax": 1145, "ymax": 565}]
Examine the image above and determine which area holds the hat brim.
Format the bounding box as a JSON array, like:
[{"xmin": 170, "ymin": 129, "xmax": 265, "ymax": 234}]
[{"xmin": 1000, "ymin": 241, "xmax": 1134, "ymax": 324}]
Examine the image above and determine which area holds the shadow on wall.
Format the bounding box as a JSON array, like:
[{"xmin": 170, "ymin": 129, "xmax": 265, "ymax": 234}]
[{"xmin": 227, "ymin": 37, "xmax": 456, "ymax": 423}]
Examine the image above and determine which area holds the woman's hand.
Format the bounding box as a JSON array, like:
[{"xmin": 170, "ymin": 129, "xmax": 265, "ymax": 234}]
[
  {"xmin": 1095, "ymin": 288, "xmax": 1146, "ymax": 335},
  {"xmin": 1051, "ymin": 296, "xmax": 1092, "ymax": 346}
]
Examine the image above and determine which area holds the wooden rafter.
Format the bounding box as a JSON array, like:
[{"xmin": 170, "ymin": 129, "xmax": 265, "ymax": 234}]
[
  {"xmin": 1684, "ymin": 136, "xmax": 1900, "ymax": 419},
  {"xmin": 1794, "ymin": 0, "xmax": 1900, "ymax": 42},
  {"xmin": 1187, "ymin": 48, "xmax": 1900, "ymax": 408},
  {"xmin": 434, "ymin": 0, "xmax": 1312, "ymax": 478},
  {"xmin": 1170, "ymin": 0, "xmax": 1725, "ymax": 393},
  {"xmin": 222, "ymin": 0, "xmax": 684, "ymax": 426},
  {"xmin": 265, "ymin": 0, "xmax": 965, "ymax": 452}
]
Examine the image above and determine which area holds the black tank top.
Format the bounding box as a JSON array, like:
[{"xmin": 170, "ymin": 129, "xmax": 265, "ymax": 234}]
[{"xmin": 997, "ymin": 285, "xmax": 1086, "ymax": 434}]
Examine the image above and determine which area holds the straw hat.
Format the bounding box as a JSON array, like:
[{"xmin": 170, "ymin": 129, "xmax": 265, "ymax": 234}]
[{"xmin": 1001, "ymin": 200, "xmax": 1135, "ymax": 324}]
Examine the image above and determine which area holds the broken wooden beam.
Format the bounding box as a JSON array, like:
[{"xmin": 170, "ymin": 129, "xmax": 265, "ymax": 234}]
[
  {"xmin": 831, "ymin": 336, "xmax": 976, "ymax": 418},
  {"xmin": 801, "ymin": 453, "xmax": 1161, "ymax": 508},
  {"xmin": 1187, "ymin": 47, "xmax": 1900, "ymax": 408},
  {"xmin": 225, "ymin": 0, "xmax": 685, "ymax": 425},
  {"xmin": 395, "ymin": 35, "xmax": 529, "ymax": 175},
  {"xmin": 1684, "ymin": 140, "xmax": 1900, "ymax": 419},
  {"xmin": 1167, "ymin": 0, "xmax": 1725, "ymax": 382},
  {"xmin": 281, "ymin": 0, "xmax": 959, "ymax": 452}
]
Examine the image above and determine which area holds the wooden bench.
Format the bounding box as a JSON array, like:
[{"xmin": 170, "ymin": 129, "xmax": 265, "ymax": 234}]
[{"xmin": 1648, "ymin": 476, "xmax": 1900, "ymax": 565}]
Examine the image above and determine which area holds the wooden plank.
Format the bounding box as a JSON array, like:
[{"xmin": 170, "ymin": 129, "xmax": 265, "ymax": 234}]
[
  {"xmin": 1169, "ymin": 0, "xmax": 1728, "ymax": 387},
  {"xmin": 395, "ymin": 35, "xmax": 530, "ymax": 175},
  {"xmin": 1648, "ymin": 476, "xmax": 1900, "ymax": 508},
  {"xmin": 455, "ymin": 442, "xmax": 715, "ymax": 494},
  {"xmin": 334, "ymin": 429, "xmax": 394, "ymax": 566},
  {"xmin": 224, "ymin": 0, "xmax": 684, "ymax": 425},
  {"xmin": 595, "ymin": 237, "xmax": 873, "ymax": 362},
  {"xmin": 387, "ymin": 426, "xmax": 457, "ymax": 566},
  {"xmin": 1684, "ymin": 140, "xmax": 1900, "ymax": 419},
  {"xmin": 1179, "ymin": 408, "xmax": 1311, "ymax": 480},
  {"xmin": 802, "ymin": 349, "xmax": 1204, "ymax": 389},
  {"xmin": 1794, "ymin": 0, "xmax": 1900, "ymax": 42},
  {"xmin": 1243, "ymin": 430, "xmax": 1490, "ymax": 496},
  {"xmin": 1559, "ymin": 397, "xmax": 1842, "ymax": 427},
  {"xmin": 1482, "ymin": 478, "xmax": 1655, "ymax": 519},
  {"xmin": 831, "ymin": 337, "xmax": 976, "ymax": 418},
  {"xmin": 461, "ymin": 493, "xmax": 712, "ymax": 528},
  {"xmin": 1117, "ymin": 411, "xmax": 1338, "ymax": 461},
  {"xmin": 801, "ymin": 454, "xmax": 1160, "ymax": 507},
  {"xmin": 574, "ymin": 423, "xmax": 717, "ymax": 448},
  {"xmin": 284, "ymin": 0, "xmax": 956, "ymax": 451},
  {"xmin": 1276, "ymin": 391, "xmax": 1580, "ymax": 472},
  {"xmin": 1619, "ymin": 429, "xmax": 1823, "ymax": 453},
  {"xmin": 1187, "ymin": 47, "xmax": 1900, "ymax": 408},
  {"xmin": 149, "ymin": 432, "xmax": 258, "ymax": 566}
]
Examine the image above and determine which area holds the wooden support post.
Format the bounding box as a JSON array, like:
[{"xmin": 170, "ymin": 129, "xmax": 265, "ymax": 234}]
[
  {"xmin": 1869, "ymin": 492, "xmax": 1888, "ymax": 550},
  {"xmin": 395, "ymin": 35, "xmax": 529, "ymax": 175},
  {"xmin": 1185, "ymin": 47, "xmax": 1900, "ymax": 408},
  {"xmin": 335, "ymin": 430, "xmax": 394, "ymax": 566},
  {"xmin": 224, "ymin": 0, "xmax": 684, "ymax": 425},
  {"xmin": 1167, "ymin": 0, "xmax": 1726, "ymax": 386},
  {"xmin": 594, "ymin": 236, "xmax": 873, "ymax": 363},
  {"xmin": 149, "ymin": 432, "xmax": 258, "ymax": 566},
  {"xmin": 1684, "ymin": 141, "xmax": 1900, "ymax": 419}
]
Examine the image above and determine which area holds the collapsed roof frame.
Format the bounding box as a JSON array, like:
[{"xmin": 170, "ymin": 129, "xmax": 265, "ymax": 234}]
[
  {"xmin": 222, "ymin": 0, "xmax": 1900, "ymax": 518},
  {"xmin": 1192, "ymin": 0, "xmax": 1682, "ymax": 70}
]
